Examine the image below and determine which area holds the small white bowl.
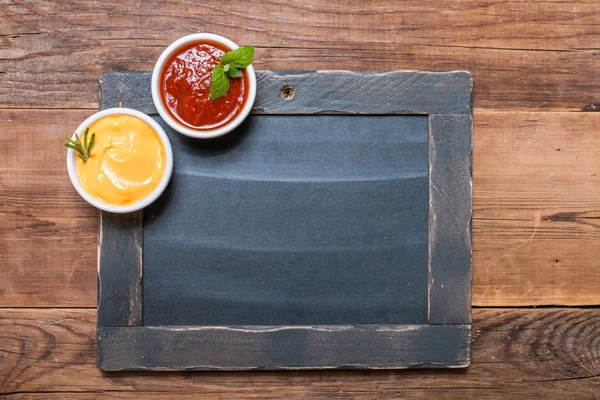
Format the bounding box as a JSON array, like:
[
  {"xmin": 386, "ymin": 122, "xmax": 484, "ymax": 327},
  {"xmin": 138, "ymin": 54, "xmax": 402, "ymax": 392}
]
[
  {"xmin": 151, "ymin": 33, "xmax": 257, "ymax": 139},
  {"xmin": 66, "ymin": 107, "xmax": 174, "ymax": 213}
]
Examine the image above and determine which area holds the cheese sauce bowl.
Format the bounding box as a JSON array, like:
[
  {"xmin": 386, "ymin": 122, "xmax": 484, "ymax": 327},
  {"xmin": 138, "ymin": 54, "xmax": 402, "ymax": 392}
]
[{"xmin": 66, "ymin": 108, "xmax": 174, "ymax": 213}]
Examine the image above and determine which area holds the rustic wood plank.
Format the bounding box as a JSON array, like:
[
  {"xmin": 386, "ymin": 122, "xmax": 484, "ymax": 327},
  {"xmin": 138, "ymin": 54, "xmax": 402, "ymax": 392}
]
[
  {"xmin": 101, "ymin": 70, "xmax": 472, "ymax": 115},
  {"xmin": 4, "ymin": 387, "xmax": 600, "ymax": 400},
  {"xmin": 96, "ymin": 77, "xmax": 144, "ymax": 328},
  {"xmin": 1, "ymin": 0, "xmax": 599, "ymax": 110},
  {"xmin": 1, "ymin": 308, "xmax": 599, "ymax": 396},
  {"xmin": 98, "ymin": 325, "xmax": 470, "ymax": 371},
  {"xmin": 0, "ymin": 109, "xmax": 98, "ymax": 307},
  {"xmin": 428, "ymin": 114, "xmax": 472, "ymax": 324},
  {"xmin": 97, "ymin": 211, "xmax": 143, "ymax": 327},
  {"xmin": 1, "ymin": 109, "xmax": 599, "ymax": 307},
  {"xmin": 473, "ymin": 111, "xmax": 600, "ymax": 306},
  {"xmin": 6, "ymin": 389, "xmax": 600, "ymax": 400}
]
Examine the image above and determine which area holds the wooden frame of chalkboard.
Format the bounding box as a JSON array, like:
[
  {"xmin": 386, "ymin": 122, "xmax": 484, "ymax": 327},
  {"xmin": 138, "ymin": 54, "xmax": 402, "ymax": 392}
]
[{"xmin": 96, "ymin": 70, "xmax": 473, "ymax": 371}]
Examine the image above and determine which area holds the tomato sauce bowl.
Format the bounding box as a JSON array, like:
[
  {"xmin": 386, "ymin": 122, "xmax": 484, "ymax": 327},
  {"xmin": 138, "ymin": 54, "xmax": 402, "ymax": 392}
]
[{"xmin": 151, "ymin": 33, "xmax": 257, "ymax": 139}]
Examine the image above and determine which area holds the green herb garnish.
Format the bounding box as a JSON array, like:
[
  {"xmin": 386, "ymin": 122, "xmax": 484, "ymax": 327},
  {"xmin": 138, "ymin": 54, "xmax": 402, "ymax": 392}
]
[
  {"xmin": 210, "ymin": 46, "xmax": 254, "ymax": 100},
  {"xmin": 64, "ymin": 128, "xmax": 95, "ymax": 163}
]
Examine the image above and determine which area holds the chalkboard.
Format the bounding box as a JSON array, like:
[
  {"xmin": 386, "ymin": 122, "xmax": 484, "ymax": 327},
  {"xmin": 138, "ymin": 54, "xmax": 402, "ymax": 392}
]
[{"xmin": 97, "ymin": 70, "xmax": 473, "ymax": 371}]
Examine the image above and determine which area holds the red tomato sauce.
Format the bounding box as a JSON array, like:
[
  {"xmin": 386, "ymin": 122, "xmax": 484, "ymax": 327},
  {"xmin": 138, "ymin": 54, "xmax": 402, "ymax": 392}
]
[{"xmin": 160, "ymin": 40, "xmax": 248, "ymax": 129}]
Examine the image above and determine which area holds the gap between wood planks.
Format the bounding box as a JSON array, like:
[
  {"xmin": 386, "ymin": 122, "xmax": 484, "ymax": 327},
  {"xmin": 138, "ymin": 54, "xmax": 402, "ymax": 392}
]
[
  {"xmin": 2, "ymin": 29, "xmax": 599, "ymax": 53},
  {"xmin": 1, "ymin": 306, "xmax": 600, "ymax": 310},
  {"xmin": 73, "ymin": 40, "xmax": 600, "ymax": 53},
  {"xmin": 0, "ymin": 107, "xmax": 598, "ymax": 112}
]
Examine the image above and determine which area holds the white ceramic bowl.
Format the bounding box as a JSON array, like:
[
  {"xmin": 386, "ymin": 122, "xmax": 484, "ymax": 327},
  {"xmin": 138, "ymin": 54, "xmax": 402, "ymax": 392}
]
[
  {"xmin": 151, "ymin": 33, "xmax": 257, "ymax": 139},
  {"xmin": 66, "ymin": 108, "xmax": 174, "ymax": 213}
]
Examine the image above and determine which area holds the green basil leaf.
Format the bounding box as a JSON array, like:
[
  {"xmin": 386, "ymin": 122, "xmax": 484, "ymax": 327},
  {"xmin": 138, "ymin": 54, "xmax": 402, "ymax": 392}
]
[
  {"xmin": 225, "ymin": 66, "xmax": 243, "ymax": 78},
  {"xmin": 210, "ymin": 64, "xmax": 230, "ymax": 100},
  {"xmin": 220, "ymin": 46, "xmax": 254, "ymax": 69}
]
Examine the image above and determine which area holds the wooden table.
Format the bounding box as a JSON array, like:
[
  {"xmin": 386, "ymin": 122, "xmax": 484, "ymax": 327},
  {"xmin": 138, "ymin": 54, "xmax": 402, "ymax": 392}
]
[{"xmin": 1, "ymin": 1, "xmax": 599, "ymax": 398}]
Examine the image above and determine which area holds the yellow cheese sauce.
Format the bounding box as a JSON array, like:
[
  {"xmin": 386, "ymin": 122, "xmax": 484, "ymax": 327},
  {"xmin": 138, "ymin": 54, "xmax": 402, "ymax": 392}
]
[{"xmin": 76, "ymin": 115, "xmax": 166, "ymax": 205}]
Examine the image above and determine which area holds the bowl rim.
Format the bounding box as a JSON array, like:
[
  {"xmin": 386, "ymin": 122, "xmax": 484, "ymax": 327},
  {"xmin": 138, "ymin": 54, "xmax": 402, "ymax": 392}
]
[
  {"xmin": 151, "ymin": 33, "xmax": 257, "ymax": 139},
  {"xmin": 66, "ymin": 107, "xmax": 174, "ymax": 213}
]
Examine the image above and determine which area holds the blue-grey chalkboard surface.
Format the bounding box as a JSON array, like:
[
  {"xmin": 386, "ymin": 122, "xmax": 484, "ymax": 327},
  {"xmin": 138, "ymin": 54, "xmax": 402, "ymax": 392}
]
[
  {"xmin": 97, "ymin": 70, "xmax": 473, "ymax": 371},
  {"xmin": 143, "ymin": 114, "xmax": 429, "ymax": 326}
]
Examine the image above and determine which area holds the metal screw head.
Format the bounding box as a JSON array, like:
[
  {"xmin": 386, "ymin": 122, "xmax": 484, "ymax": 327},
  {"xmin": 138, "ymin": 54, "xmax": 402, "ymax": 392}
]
[{"xmin": 280, "ymin": 85, "xmax": 296, "ymax": 101}]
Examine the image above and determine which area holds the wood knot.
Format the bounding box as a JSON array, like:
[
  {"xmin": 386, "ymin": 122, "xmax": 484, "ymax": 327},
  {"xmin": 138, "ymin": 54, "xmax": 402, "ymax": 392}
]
[
  {"xmin": 553, "ymin": 259, "xmax": 560, "ymax": 266},
  {"xmin": 280, "ymin": 85, "xmax": 296, "ymax": 101}
]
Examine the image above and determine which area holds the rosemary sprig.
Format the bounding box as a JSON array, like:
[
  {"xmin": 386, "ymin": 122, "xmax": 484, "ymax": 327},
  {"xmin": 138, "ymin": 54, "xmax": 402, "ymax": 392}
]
[{"xmin": 64, "ymin": 128, "xmax": 96, "ymax": 163}]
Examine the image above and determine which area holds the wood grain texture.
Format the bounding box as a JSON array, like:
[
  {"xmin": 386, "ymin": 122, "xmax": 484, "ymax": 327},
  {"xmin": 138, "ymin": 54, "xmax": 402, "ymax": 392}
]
[
  {"xmin": 101, "ymin": 70, "xmax": 472, "ymax": 115},
  {"xmin": 1, "ymin": 308, "xmax": 599, "ymax": 397},
  {"xmin": 1, "ymin": 0, "xmax": 599, "ymax": 110},
  {"xmin": 473, "ymin": 111, "xmax": 600, "ymax": 306},
  {"xmin": 97, "ymin": 211, "xmax": 143, "ymax": 327},
  {"xmin": 1, "ymin": 0, "xmax": 598, "ymax": 395},
  {"xmin": 1, "ymin": 109, "xmax": 599, "ymax": 307},
  {"xmin": 0, "ymin": 109, "xmax": 98, "ymax": 307},
  {"xmin": 98, "ymin": 325, "xmax": 470, "ymax": 371},
  {"xmin": 3, "ymin": 390, "xmax": 600, "ymax": 400},
  {"xmin": 428, "ymin": 114, "xmax": 473, "ymax": 324}
]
